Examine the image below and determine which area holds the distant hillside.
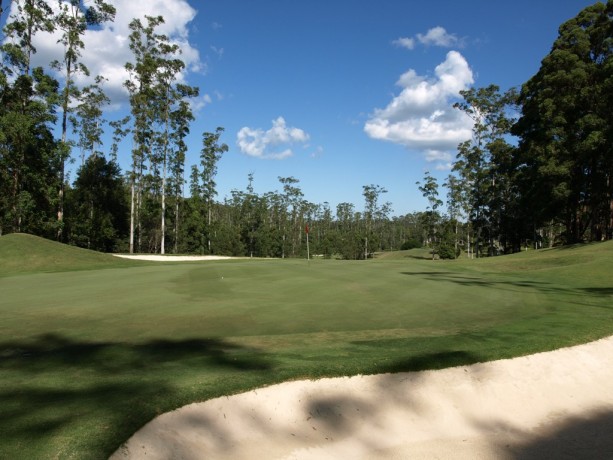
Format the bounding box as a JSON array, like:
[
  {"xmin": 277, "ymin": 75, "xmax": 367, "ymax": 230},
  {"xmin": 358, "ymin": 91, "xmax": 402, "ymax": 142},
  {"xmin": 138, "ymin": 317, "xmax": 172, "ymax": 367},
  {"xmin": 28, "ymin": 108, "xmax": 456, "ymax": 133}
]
[{"xmin": 0, "ymin": 233, "xmax": 148, "ymax": 276}]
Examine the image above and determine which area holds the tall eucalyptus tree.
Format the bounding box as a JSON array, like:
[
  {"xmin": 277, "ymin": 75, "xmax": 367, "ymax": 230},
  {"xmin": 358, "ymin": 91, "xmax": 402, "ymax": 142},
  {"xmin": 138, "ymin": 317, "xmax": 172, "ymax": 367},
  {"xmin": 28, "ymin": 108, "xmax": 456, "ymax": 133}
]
[
  {"xmin": 125, "ymin": 15, "xmax": 197, "ymax": 254},
  {"xmin": 70, "ymin": 75, "xmax": 109, "ymax": 164},
  {"xmin": 198, "ymin": 127, "xmax": 228, "ymax": 253},
  {"xmin": 53, "ymin": 0, "xmax": 115, "ymax": 240},
  {"xmin": 453, "ymin": 84, "xmax": 517, "ymax": 255}
]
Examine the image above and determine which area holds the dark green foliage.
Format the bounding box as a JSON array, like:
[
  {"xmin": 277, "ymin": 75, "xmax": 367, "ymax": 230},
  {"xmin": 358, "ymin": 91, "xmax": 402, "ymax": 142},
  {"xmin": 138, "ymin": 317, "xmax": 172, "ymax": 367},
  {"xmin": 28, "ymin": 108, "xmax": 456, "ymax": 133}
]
[
  {"xmin": 513, "ymin": 0, "xmax": 613, "ymax": 243},
  {"xmin": 437, "ymin": 220, "xmax": 461, "ymax": 259},
  {"xmin": 399, "ymin": 238, "xmax": 419, "ymax": 250},
  {"xmin": 0, "ymin": 69, "xmax": 60, "ymax": 237},
  {"xmin": 65, "ymin": 156, "xmax": 128, "ymax": 252}
]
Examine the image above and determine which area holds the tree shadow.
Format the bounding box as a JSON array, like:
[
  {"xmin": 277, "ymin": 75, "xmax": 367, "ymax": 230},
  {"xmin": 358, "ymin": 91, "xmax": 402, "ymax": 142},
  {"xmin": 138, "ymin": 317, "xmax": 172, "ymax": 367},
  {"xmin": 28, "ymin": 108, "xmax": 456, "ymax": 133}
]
[
  {"xmin": 405, "ymin": 254, "xmax": 432, "ymax": 260},
  {"xmin": 506, "ymin": 410, "xmax": 613, "ymax": 459},
  {"xmin": 380, "ymin": 350, "xmax": 481, "ymax": 373},
  {"xmin": 580, "ymin": 287, "xmax": 613, "ymax": 296},
  {"xmin": 401, "ymin": 271, "xmax": 457, "ymax": 276},
  {"xmin": 306, "ymin": 395, "xmax": 376, "ymax": 437},
  {"xmin": 401, "ymin": 271, "xmax": 613, "ymax": 309},
  {"xmin": 0, "ymin": 333, "xmax": 274, "ymax": 458},
  {"xmin": 401, "ymin": 271, "xmax": 553, "ymax": 290},
  {"xmin": 0, "ymin": 333, "xmax": 272, "ymax": 373}
]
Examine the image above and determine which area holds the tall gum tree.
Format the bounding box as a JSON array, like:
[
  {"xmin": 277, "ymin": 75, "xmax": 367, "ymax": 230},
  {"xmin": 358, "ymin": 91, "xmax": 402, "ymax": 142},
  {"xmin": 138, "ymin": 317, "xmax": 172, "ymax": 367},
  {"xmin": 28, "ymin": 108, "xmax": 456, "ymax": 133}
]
[
  {"xmin": 124, "ymin": 15, "xmax": 163, "ymax": 254},
  {"xmin": 125, "ymin": 15, "xmax": 197, "ymax": 254},
  {"xmin": 453, "ymin": 84, "xmax": 518, "ymax": 255},
  {"xmin": 1, "ymin": 0, "xmax": 54, "ymax": 76},
  {"xmin": 169, "ymin": 97, "xmax": 195, "ymax": 253},
  {"xmin": 198, "ymin": 127, "xmax": 228, "ymax": 254},
  {"xmin": 52, "ymin": 0, "xmax": 115, "ymax": 241},
  {"xmin": 416, "ymin": 171, "xmax": 443, "ymax": 260}
]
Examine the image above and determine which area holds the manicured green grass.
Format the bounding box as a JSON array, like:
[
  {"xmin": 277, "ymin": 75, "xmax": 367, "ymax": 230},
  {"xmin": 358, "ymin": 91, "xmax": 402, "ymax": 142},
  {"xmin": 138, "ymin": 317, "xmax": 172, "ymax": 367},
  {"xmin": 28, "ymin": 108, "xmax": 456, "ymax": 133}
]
[
  {"xmin": 0, "ymin": 233, "xmax": 153, "ymax": 276},
  {"xmin": 1, "ymin": 234, "xmax": 612, "ymax": 459}
]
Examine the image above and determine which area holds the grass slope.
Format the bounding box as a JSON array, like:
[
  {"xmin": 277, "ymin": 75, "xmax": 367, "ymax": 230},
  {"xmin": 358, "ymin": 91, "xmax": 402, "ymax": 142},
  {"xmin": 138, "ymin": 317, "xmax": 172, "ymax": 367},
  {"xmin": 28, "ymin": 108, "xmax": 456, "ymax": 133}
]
[
  {"xmin": 1, "ymin": 239, "xmax": 612, "ymax": 458},
  {"xmin": 0, "ymin": 233, "xmax": 151, "ymax": 277}
]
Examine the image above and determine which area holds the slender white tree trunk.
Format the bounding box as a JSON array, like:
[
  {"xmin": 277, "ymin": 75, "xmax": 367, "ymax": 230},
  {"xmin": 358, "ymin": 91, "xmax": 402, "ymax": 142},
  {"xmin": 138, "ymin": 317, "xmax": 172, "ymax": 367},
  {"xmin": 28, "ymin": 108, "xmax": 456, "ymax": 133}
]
[
  {"xmin": 129, "ymin": 179, "xmax": 135, "ymax": 254},
  {"xmin": 161, "ymin": 156, "xmax": 166, "ymax": 255}
]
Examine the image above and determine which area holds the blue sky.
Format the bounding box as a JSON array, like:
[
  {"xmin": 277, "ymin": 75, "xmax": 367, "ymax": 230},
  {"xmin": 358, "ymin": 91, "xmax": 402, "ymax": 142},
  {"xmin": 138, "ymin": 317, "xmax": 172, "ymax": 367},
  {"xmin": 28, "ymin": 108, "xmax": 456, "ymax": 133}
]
[{"xmin": 11, "ymin": 0, "xmax": 599, "ymax": 215}]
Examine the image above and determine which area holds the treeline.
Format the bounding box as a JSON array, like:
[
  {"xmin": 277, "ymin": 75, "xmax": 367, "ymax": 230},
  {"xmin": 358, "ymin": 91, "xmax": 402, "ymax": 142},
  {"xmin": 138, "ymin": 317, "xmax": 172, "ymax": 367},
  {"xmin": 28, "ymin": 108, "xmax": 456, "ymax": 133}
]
[
  {"xmin": 413, "ymin": 1, "xmax": 613, "ymax": 259},
  {"xmin": 1, "ymin": 1, "xmax": 612, "ymax": 258},
  {"xmin": 435, "ymin": 1, "xmax": 613, "ymax": 255}
]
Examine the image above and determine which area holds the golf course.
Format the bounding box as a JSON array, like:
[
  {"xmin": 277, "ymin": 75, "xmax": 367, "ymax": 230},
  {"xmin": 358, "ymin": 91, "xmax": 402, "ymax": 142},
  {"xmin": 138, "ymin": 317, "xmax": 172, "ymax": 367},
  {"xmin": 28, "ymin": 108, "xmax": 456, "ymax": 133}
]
[{"xmin": 1, "ymin": 233, "xmax": 613, "ymax": 459}]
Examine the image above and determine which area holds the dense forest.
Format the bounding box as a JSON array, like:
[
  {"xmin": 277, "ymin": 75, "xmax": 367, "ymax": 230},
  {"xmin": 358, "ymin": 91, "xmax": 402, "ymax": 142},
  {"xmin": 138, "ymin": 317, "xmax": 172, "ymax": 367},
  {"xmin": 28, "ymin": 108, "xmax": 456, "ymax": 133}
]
[{"xmin": 0, "ymin": 1, "xmax": 611, "ymax": 258}]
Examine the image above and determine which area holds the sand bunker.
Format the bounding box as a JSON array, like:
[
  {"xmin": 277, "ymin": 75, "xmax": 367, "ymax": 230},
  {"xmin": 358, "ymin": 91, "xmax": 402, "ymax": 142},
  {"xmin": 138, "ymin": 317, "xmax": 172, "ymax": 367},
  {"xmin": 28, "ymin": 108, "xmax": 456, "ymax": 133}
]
[
  {"xmin": 114, "ymin": 254, "xmax": 237, "ymax": 261},
  {"xmin": 111, "ymin": 335, "xmax": 613, "ymax": 459}
]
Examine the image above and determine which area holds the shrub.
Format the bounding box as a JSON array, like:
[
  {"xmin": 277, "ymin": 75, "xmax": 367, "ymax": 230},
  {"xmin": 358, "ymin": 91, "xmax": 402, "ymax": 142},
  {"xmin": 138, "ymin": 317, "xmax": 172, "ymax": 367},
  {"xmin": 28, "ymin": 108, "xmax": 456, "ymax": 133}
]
[{"xmin": 401, "ymin": 238, "xmax": 421, "ymax": 250}]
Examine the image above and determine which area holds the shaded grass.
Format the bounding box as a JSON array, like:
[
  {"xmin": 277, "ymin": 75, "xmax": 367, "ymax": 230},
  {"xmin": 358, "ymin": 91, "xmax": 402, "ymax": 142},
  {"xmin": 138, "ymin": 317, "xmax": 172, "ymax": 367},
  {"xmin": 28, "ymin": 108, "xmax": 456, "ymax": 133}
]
[{"xmin": 1, "ymin": 235, "xmax": 613, "ymax": 458}]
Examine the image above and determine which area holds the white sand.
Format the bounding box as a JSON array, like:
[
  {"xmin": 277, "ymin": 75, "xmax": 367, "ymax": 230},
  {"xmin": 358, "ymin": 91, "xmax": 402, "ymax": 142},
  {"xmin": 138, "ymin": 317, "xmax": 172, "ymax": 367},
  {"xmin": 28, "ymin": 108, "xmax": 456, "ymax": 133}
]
[
  {"xmin": 110, "ymin": 335, "xmax": 613, "ymax": 459},
  {"xmin": 114, "ymin": 254, "xmax": 238, "ymax": 261}
]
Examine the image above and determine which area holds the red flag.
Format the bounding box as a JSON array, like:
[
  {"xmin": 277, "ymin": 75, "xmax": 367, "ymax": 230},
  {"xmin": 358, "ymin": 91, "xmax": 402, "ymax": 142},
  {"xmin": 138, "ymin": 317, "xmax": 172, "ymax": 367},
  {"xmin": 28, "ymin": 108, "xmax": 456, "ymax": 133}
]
[{"xmin": 305, "ymin": 224, "xmax": 309, "ymax": 234}]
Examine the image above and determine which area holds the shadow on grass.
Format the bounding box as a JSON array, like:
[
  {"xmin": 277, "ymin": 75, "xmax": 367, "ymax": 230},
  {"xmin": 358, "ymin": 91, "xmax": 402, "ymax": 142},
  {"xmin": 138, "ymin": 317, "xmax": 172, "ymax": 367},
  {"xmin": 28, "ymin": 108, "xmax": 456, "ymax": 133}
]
[
  {"xmin": 350, "ymin": 332, "xmax": 486, "ymax": 374},
  {"xmin": 0, "ymin": 334, "xmax": 274, "ymax": 458},
  {"xmin": 401, "ymin": 271, "xmax": 554, "ymax": 291},
  {"xmin": 580, "ymin": 287, "xmax": 613, "ymax": 296},
  {"xmin": 401, "ymin": 271, "xmax": 613, "ymax": 310},
  {"xmin": 0, "ymin": 333, "xmax": 272, "ymax": 373},
  {"xmin": 381, "ymin": 350, "xmax": 481, "ymax": 373},
  {"xmin": 405, "ymin": 254, "xmax": 432, "ymax": 260}
]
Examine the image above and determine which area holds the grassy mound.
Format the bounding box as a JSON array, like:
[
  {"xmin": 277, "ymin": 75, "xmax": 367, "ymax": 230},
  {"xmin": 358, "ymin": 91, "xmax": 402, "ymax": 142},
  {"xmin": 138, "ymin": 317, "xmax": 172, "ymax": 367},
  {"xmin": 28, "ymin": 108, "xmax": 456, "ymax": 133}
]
[
  {"xmin": 1, "ymin": 240, "xmax": 612, "ymax": 458},
  {"xmin": 0, "ymin": 233, "xmax": 148, "ymax": 277}
]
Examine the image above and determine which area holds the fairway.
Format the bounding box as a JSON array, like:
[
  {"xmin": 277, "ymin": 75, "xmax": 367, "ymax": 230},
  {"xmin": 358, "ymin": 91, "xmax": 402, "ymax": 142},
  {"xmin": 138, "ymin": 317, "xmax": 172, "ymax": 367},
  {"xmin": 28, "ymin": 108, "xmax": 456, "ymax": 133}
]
[{"xmin": 1, "ymin": 235, "xmax": 613, "ymax": 458}]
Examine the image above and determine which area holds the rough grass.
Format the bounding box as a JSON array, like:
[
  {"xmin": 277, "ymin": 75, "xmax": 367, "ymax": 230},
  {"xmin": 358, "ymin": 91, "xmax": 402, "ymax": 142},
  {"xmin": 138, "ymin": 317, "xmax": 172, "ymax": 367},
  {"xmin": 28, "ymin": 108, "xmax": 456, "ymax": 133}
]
[{"xmin": 1, "ymin": 234, "xmax": 613, "ymax": 459}]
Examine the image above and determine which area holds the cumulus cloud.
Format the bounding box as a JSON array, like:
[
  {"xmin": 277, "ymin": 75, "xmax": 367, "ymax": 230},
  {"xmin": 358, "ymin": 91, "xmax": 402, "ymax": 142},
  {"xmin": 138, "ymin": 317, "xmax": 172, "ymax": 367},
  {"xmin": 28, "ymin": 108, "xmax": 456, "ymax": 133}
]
[
  {"xmin": 190, "ymin": 93, "xmax": 213, "ymax": 112},
  {"xmin": 392, "ymin": 37, "xmax": 415, "ymax": 50},
  {"xmin": 364, "ymin": 51, "xmax": 474, "ymax": 169},
  {"xmin": 394, "ymin": 27, "xmax": 463, "ymax": 52},
  {"xmin": 417, "ymin": 26, "xmax": 460, "ymax": 47},
  {"xmin": 237, "ymin": 117, "xmax": 310, "ymax": 160},
  {"xmin": 12, "ymin": 0, "xmax": 201, "ymax": 108}
]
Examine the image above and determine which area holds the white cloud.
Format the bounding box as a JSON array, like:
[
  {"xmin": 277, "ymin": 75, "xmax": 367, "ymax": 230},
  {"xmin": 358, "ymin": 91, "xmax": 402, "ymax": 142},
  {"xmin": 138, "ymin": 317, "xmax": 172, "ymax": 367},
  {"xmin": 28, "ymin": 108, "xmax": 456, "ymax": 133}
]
[
  {"xmin": 417, "ymin": 26, "xmax": 459, "ymax": 48},
  {"xmin": 394, "ymin": 27, "xmax": 462, "ymax": 52},
  {"xmin": 210, "ymin": 45, "xmax": 224, "ymax": 59},
  {"xmin": 364, "ymin": 51, "xmax": 474, "ymax": 161},
  {"xmin": 392, "ymin": 37, "xmax": 415, "ymax": 50},
  {"xmin": 190, "ymin": 93, "xmax": 212, "ymax": 112},
  {"xmin": 435, "ymin": 162, "xmax": 453, "ymax": 171},
  {"xmin": 13, "ymin": 0, "xmax": 201, "ymax": 107},
  {"xmin": 425, "ymin": 150, "xmax": 452, "ymax": 163},
  {"xmin": 237, "ymin": 117, "xmax": 310, "ymax": 160},
  {"xmin": 426, "ymin": 150, "xmax": 454, "ymax": 171}
]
